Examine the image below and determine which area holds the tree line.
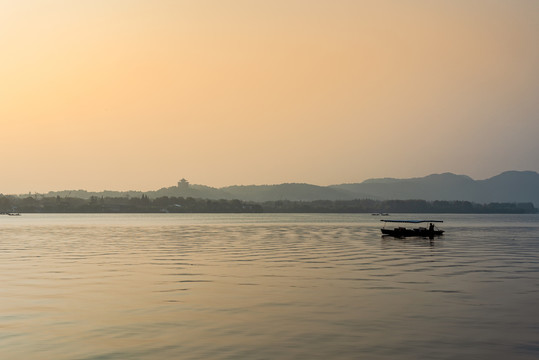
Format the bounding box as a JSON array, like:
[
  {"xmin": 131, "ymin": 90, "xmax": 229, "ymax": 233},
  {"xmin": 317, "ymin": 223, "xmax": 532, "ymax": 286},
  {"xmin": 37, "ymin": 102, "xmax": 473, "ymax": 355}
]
[{"xmin": 0, "ymin": 195, "xmax": 536, "ymax": 214}]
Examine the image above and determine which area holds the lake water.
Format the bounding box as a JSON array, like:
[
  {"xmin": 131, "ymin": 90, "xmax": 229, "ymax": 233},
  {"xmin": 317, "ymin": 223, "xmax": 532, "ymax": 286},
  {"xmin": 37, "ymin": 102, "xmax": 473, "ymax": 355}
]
[{"xmin": 1, "ymin": 213, "xmax": 538, "ymax": 359}]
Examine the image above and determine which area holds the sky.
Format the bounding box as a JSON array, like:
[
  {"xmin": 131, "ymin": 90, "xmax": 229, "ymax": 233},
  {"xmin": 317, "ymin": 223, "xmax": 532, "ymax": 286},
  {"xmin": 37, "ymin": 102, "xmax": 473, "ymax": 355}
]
[{"xmin": 1, "ymin": 0, "xmax": 538, "ymax": 193}]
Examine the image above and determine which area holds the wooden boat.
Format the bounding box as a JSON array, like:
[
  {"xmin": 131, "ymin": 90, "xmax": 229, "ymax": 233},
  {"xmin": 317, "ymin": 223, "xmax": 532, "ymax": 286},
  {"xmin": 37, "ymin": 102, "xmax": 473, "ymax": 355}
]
[{"xmin": 381, "ymin": 220, "xmax": 444, "ymax": 238}]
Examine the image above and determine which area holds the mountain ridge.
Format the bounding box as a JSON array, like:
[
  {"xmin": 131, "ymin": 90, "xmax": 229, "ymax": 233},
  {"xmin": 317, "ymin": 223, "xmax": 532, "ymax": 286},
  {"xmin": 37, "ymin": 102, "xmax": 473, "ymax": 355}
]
[{"xmin": 37, "ymin": 171, "xmax": 539, "ymax": 206}]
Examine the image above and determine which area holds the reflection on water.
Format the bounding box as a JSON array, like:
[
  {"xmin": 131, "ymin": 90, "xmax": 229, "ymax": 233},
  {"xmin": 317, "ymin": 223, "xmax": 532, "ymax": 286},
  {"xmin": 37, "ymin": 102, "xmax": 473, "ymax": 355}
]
[{"xmin": 1, "ymin": 214, "xmax": 538, "ymax": 359}]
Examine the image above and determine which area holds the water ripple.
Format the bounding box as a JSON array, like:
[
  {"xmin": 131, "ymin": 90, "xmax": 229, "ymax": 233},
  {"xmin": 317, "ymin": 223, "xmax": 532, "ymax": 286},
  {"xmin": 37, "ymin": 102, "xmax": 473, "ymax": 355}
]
[{"xmin": 1, "ymin": 214, "xmax": 538, "ymax": 359}]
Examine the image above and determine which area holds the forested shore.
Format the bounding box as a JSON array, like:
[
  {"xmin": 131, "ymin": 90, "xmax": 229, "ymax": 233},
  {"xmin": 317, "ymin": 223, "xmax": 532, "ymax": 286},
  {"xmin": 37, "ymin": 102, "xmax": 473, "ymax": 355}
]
[{"xmin": 0, "ymin": 195, "xmax": 536, "ymax": 214}]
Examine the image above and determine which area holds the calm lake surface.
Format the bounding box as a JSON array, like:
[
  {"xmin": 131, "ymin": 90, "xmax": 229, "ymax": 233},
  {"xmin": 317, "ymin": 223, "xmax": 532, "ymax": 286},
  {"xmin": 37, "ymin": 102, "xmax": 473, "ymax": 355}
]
[{"xmin": 1, "ymin": 213, "xmax": 538, "ymax": 359}]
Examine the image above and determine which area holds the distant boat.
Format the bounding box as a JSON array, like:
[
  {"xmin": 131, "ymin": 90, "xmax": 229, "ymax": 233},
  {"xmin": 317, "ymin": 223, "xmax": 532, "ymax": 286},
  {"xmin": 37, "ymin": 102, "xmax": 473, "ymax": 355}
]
[
  {"xmin": 372, "ymin": 212, "xmax": 389, "ymax": 216},
  {"xmin": 380, "ymin": 220, "xmax": 444, "ymax": 238}
]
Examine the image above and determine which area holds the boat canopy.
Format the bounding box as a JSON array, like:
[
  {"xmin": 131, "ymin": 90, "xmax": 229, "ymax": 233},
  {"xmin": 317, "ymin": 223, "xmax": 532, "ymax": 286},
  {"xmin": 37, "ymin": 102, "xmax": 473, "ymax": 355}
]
[{"xmin": 380, "ymin": 220, "xmax": 443, "ymax": 223}]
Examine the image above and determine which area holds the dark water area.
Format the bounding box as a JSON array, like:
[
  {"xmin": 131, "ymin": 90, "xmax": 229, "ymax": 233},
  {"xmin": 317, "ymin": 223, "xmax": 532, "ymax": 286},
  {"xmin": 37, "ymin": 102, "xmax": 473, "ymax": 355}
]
[{"xmin": 1, "ymin": 214, "xmax": 538, "ymax": 359}]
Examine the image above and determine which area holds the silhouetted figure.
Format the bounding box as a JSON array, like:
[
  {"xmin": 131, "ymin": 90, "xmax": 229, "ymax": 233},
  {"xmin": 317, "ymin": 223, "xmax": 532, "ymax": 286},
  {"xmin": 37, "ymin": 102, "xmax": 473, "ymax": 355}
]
[{"xmin": 429, "ymin": 223, "xmax": 434, "ymax": 232}]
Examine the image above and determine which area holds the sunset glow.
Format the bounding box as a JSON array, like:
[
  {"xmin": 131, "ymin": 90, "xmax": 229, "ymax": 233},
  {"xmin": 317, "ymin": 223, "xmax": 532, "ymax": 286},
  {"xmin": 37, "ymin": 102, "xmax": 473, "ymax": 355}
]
[{"xmin": 2, "ymin": 0, "xmax": 538, "ymax": 193}]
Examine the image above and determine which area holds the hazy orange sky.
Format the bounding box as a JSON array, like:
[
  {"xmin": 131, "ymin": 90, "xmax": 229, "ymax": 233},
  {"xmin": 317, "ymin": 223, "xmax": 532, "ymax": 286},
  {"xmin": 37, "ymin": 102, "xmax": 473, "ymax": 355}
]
[{"xmin": 1, "ymin": 0, "xmax": 538, "ymax": 193}]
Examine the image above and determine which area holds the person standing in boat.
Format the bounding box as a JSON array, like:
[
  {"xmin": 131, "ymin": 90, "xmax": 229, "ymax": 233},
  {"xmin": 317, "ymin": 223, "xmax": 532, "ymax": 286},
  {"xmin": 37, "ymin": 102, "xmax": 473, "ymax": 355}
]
[{"xmin": 428, "ymin": 223, "xmax": 434, "ymax": 232}]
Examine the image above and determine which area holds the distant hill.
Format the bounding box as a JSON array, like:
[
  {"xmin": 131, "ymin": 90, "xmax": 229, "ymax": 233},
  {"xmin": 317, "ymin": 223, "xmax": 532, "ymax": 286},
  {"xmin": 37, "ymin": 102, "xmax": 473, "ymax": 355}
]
[
  {"xmin": 40, "ymin": 171, "xmax": 539, "ymax": 206},
  {"xmin": 332, "ymin": 173, "xmax": 477, "ymax": 201},
  {"xmin": 476, "ymin": 171, "xmax": 539, "ymax": 205},
  {"xmin": 331, "ymin": 171, "xmax": 539, "ymax": 207},
  {"xmin": 221, "ymin": 183, "xmax": 360, "ymax": 202}
]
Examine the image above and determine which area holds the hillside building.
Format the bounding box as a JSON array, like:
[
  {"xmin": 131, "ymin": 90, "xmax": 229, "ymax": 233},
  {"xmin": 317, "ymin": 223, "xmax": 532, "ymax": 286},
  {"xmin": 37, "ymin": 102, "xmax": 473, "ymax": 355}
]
[{"xmin": 178, "ymin": 178, "xmax": 189, "ymax": 190}]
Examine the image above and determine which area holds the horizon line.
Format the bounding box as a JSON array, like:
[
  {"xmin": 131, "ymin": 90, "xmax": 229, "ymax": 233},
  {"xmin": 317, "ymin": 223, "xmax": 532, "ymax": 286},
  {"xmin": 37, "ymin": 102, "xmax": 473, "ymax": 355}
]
[{"xmin": 5, "ymin": 169, "xmax": 537, "ymax": 196}]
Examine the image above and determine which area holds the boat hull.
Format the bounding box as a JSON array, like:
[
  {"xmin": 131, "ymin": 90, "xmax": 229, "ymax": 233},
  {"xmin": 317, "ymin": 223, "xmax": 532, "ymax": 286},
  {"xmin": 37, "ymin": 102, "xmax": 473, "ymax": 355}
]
[{"xmin": 381, "ymin": 228, "xmax": 444, "ymax": 238}]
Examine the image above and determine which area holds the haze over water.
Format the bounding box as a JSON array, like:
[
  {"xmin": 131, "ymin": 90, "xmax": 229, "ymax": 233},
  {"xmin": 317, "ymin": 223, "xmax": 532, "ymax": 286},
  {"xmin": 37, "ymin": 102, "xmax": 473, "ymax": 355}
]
[{"xmin": 1, "ymin": 214, "xmax": 538, "ymax": 359}]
